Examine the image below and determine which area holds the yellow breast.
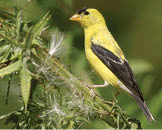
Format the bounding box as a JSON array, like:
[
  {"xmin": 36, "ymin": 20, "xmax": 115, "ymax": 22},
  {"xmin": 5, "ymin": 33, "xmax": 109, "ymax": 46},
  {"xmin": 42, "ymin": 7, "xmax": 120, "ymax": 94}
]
[{"xmin": 85, "ymin": 46, "xmax": 119, "ymax": 86}]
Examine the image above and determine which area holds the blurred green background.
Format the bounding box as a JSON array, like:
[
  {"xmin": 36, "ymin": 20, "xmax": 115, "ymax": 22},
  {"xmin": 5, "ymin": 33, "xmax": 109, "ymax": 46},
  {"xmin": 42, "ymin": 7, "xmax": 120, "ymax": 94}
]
[{"xmin": 0, "ymin": 0, "xmax": 162, "ymax": 129}]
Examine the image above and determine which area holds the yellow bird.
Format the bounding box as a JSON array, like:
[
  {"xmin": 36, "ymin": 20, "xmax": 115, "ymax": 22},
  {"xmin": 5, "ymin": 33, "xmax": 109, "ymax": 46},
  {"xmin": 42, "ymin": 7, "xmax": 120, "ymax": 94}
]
[{"xmin": 70, "ymin": 7, "xmax": 154, "ymax": 122}]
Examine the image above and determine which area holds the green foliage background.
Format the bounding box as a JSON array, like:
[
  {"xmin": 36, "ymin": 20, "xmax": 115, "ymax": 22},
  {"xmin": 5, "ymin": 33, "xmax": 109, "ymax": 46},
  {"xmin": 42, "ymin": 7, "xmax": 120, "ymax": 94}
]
[{"xmin": 0, "ymin": 0, "xmax": 162, "ymax": 129}]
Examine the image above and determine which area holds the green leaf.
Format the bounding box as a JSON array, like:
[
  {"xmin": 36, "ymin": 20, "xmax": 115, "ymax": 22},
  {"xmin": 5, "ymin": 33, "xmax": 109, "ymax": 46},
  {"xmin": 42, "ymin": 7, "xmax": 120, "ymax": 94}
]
[
  {"xmin": 22, "ymin": 12, "xmax": 51, "ymax": 49},
  {"xmin": 33, "ymin": 12, "xmax": 51, "ymax": 37},
  {"xmin": 0, "ymin": 60, "xmax": 22, "ymax": 78},
  {"xmin": 0, "ymin": 8, "xmax": 16, "ymax": 19},
  {"xmin": 24, "ymin": 27, "xmax": 34, "ymax": 49},
  {"xmin": 0, "ymin": 44, "xmax": 11, "ymax": 63},
  {"xmin": 0, "ymin": 34, "xmax": 19, "ymax": 46},
  {"xmin": 16, "ymin": 11, "xmax": 23, "ymax": 41},
  {"xmin": 20, "ymin": 66, "xmax": 32, "ymax": 111},
  {"xmin": 0, "ymin": 44, "xmax": 11, "ymax": 54}
]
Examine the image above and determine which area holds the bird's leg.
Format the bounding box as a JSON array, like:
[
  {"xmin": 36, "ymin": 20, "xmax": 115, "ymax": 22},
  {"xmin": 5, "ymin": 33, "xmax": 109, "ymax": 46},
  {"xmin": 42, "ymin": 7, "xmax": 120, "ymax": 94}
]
[
  {"xmin": 83, "ymin": 81, "xmax": 109, "ymax": 98},
  {"xmin": 89, "ymin": 81, "xmax": 109, "ymax": 88}
]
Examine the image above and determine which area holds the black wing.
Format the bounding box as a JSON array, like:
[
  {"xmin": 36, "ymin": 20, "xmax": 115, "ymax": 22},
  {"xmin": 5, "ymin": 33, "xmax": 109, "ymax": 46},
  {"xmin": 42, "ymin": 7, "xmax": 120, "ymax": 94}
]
[{"xmin": 91, "ymin": 43, "xmax": 144, "ymax": 102}]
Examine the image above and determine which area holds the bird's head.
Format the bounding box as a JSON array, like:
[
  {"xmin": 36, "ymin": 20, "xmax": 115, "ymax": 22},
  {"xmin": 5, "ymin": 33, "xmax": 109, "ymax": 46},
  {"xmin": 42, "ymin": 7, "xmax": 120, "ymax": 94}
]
[{"xmin": 69, "ymin": 7, "xmax": 105, "ymax": 28}]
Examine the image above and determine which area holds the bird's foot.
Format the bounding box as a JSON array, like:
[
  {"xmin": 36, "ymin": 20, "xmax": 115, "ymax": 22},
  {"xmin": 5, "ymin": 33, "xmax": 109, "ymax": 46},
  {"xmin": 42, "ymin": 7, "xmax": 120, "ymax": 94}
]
[{"xmin": 110, "ymin": 91, "xmax": 120, "ymax": 107}]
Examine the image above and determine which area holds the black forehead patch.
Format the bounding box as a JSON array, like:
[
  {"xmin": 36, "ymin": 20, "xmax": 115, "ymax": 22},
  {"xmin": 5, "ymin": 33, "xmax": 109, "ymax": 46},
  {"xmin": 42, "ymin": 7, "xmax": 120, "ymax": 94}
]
[{"xmin": 77, "ymin": 7, "xmax": 89, "ymax": 15}]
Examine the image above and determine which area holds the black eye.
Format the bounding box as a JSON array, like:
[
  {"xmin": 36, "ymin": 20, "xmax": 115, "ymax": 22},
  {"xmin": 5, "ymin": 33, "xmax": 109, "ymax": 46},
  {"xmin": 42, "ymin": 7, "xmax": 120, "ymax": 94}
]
[{"xmin": 84, "ymin": 11, "xmax": 89, "ymax": 15}]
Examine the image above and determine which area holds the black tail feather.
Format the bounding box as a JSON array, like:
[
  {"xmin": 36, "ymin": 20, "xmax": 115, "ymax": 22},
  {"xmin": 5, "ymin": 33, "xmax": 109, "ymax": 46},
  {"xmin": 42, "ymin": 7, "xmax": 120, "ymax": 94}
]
[{"xmin": 132, "ymin": 94, "xmax": 154, "ymax": 122}]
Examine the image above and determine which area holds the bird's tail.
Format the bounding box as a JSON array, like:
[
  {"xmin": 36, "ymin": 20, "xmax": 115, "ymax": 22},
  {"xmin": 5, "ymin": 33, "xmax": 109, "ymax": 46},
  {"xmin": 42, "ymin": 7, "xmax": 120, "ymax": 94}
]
[{"xmin": 132, "ymin": 94, "xmax": 155, "ymax": 122}]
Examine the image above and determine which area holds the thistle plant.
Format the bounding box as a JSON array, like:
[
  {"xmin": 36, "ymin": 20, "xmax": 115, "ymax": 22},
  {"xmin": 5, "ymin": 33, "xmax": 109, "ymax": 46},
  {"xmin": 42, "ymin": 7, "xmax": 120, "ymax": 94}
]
[{"xmin": 0, "ymin": 8, "xmax": 141, "ymax": 129}]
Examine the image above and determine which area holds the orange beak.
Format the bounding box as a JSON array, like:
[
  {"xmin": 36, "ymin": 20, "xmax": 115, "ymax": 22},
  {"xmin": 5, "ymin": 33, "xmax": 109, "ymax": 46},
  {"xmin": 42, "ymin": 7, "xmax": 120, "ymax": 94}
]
[{"xmin": 69, "ymin": 14, "xmax": 82, "ymax": 22}]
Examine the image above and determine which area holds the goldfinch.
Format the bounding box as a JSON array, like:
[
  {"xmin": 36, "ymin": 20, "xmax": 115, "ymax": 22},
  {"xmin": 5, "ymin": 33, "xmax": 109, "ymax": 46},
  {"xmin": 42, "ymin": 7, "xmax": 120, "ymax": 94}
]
[{"xmin": 70, "ymin": 7, "xmax": 154, "ymax": 122}]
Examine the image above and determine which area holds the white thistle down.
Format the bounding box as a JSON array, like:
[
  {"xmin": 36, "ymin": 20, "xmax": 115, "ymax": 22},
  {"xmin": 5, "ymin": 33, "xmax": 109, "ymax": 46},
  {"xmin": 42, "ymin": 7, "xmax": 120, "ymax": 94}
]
[
  {"xmin": 34, "ymin": 30, "xmax": 64, "ymax": 83},
  {"xmin": 41, "ymin": 95, "xmax": 65, "ymax": 118},
  {"xmin": 47, "ymin": 96, "xmax": 65, "ymax": 116},
  {"xmin": 49, "ymin": 30, "xmax": 64, "ymax": 56}
]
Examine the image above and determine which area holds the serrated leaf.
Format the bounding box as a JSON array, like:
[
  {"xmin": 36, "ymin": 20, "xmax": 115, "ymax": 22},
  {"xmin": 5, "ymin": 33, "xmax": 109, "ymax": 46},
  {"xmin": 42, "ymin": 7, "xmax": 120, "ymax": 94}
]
[
  {"xmin": 0, "ymin": 8, "xmax": 16, "ymax": 19},
  {"xmin": 20, "ymin": 66, "xmax": 32, "ymax": 111},
  {"xmin": 0, "ymin": 34, "xmax": 19, "ymax": 46},
  {"xmin": 24, "ymin": 27, "xmax": 34, "ymax": 49},
  {"xmin": 22, "ymin": 12, "xmax": 51, "ymax": 49},
  {"xmin": 33, "ymin": 12, "xmax": 51, "ymax": 37},
  {"xmin": 16, "ymin": 11, "xmax": 23, "ymax": 41},
  {"xmin": 0, "ymin": 44, "xmax": 11, "ymax": 54},
  {"xmin": 0, "ymin": 60, "xmax": 22, "ymax": 77},
  {"xmin": 0, "ymin": 44, "xmax": 11, "ymax": 63}
]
